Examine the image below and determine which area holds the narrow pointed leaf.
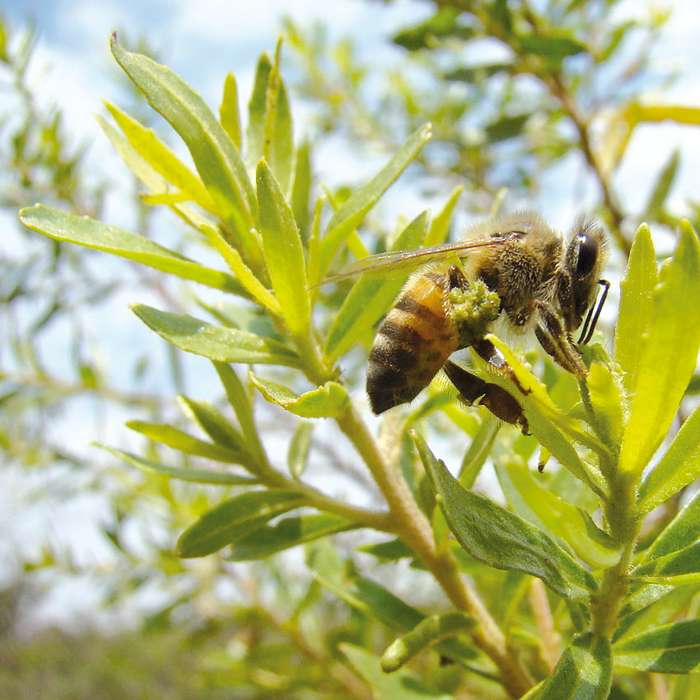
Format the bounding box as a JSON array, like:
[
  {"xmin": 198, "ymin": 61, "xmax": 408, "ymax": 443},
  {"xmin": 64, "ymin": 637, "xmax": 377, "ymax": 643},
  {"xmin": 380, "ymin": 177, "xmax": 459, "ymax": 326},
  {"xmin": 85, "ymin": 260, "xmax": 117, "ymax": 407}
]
[
  {"xmin": 132, "ymin": 305, "xmax": 300, "ymax": 367},
  {"xmin": 459, "ymin": 413, "xmax": 500, "ymax": 489},
  {"xmin": 110, "ymin": 37, "xmax": 261, "ymax": 269},
  {"xmin": 495, "ymin": 457, "xmax": 620, "ymax": 569},
  {"xmin": 256, "ymin": 160, "xmax": 310, "ymax": 334},
  {"xmin": 635, "ymin": 542, "xmax": 700, "ymax": 580},
  {"xmin": 638, "ymin": 404, "xmax": 700, "ymax": 513},
  {"xmin": 219, "ymin": 73, "xmax": 241, "ymax": 149},
  {"xmin": 98, "ymin": 445, "xmax": 255, "ymax": 485},
  {"xmin": 341, "ymin": 645, "xmax": 451, "ymax": 700},
  {"xmin": 615, "ymin": 224, "xmax": 657, "ymax": 395},
  {"xmin": 325, "ymin": 211, "xmax": 428, "ymax": 360},
  {"xmin": 19, "ymin": 205, "xmax": 246, "ymax": 296},
  {"xmin": 228, "ymin": 513, "xmax": 357, "ymax": 560},
  {"xmin": 587, "ymin": 361, "xmax": 625, "ymax": 446},
  {"xmin": 381, "ymin": 613, "xmax": 475, "ymax": 672},
  {"xmin": 104, "ymin": 101, "xmax": 214, "ymax": 211},
  {"xmin": 177, "ymin": 395, "xmax": 244, "ymax": 449},
  {"xmin": 645, "ymin": 149, "xmax": 680, "ymax": 217},
  {"xmin": 246, "ymin": 53, "xmax": 272, "ymax": 171},
  {"xmin": 249, "ymin": 373, "xmax": 348, "ymax": 418},
  {"xmin": 126, "ymin": 420, "xmax": 245, "ymax": 463},
  {"xmin": 620, "ymin": 221, "xmax": 700, "ymax": 474},
  {"xmin": 613, "ymin": 620, "xmax": 700, "ymax": 673},
  {"xmin": 415, "ymin": 433, "xmax": 596, "ymax": 599},
  {"xmin": 291, "ymin": 141, "xmax": 312, "ymax": 240},
  {"xmin": 641, "ymin": 491, "xmax": 700, "ymax": 562},
  {"xmin": 424, "ymin": 185, "xmax": 463, "ymax": 246},
  {"xmin": 536, "ymin": 633, "xmax": 611, "ymax": 700},
  {"xmin": 288, "ymin": 421, "xmax": 313, "ymax": 478},
  {"xmin": 319, "ymin": 123, "xmax": 432, "ymax": 276},
  {"xmin": 176, "ymin": 489, "xmax": 305, "ymax": 557}
]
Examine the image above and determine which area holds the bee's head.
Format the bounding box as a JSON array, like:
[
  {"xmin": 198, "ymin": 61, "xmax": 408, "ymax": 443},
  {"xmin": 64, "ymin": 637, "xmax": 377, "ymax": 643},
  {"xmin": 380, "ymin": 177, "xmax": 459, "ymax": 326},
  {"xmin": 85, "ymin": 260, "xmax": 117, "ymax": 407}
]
[{"xmin": 559, "ymin": 220, "xmax": 607, "ymax": 335}]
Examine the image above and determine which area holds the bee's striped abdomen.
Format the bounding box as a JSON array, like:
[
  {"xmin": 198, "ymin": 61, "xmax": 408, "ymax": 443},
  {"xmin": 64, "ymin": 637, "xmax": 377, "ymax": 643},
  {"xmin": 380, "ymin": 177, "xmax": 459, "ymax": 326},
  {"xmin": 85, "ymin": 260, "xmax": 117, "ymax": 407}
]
[{"xmin": 367, "ymin": 271, "xmax": 459, "ymax": 414}]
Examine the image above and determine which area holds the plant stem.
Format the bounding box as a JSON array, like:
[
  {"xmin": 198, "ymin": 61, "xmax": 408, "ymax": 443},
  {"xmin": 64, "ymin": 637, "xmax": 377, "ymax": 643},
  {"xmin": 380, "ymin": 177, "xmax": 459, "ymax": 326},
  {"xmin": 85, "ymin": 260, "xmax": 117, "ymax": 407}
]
[{"xmin": 293, "ymin": 325, "xmax": 533, "ymax": 695}]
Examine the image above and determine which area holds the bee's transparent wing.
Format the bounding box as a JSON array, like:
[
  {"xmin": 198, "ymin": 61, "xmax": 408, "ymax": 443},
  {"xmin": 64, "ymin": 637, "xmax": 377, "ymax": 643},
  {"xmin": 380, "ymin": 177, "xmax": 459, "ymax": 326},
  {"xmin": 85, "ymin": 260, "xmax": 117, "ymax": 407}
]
[{"xmin": 323, "ymin": 233, "xmax": 521, "ymax": 283}]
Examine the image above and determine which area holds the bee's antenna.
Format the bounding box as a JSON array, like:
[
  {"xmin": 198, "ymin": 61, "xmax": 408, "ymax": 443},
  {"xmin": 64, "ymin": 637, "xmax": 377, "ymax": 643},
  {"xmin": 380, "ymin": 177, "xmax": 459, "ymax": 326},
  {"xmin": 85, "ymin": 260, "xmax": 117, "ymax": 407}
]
[{"xmin": 578, "ymin": 279, "xmax": 610, "ymax": 345}]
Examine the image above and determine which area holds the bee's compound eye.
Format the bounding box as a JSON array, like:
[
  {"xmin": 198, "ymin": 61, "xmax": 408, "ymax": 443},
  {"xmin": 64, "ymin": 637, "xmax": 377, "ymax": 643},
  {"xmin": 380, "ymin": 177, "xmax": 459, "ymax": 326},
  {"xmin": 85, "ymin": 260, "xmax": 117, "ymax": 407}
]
[{"xmin": 575, "ymin": 233, "xmax": 598, "ymax": 277}]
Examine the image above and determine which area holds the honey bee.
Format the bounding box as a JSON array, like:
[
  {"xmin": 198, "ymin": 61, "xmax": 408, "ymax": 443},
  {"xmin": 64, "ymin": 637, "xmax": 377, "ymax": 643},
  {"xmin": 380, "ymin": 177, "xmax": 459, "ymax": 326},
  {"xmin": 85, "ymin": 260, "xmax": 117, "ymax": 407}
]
[{"xmin": 335, "ymin": 213, "xmax": 608, "ymax": 430}]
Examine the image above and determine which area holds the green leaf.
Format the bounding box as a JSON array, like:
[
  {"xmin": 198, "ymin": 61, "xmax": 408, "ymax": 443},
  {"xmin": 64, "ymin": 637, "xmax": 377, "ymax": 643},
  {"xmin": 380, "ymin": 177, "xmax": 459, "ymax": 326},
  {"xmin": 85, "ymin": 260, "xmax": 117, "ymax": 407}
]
[
  {"xmin": 424, "ymin": 185, "xmax": 463, "ymax": 247},
  {"xmin": 228, "ymin": 513, "xmax": 357, "ymax": 560},
  {"xmin": 219, "ymin": 73, "xmax": 241, "ymax": 149},
  {"xmin": 586, "ymin": 360, "xmax": 626, "ymax": 445},
  {"xmin": 132, "ymin": 305, "xmax": 300, "ymax": 367},
  {"xmin": 641, "ymin": 492, "xmax": 700, "ymax": 562},
  {"xmin": 414, "ymin": 432, "xmax": 596, "ymax": 599},
  {"xmin": 213, "ymin": 362, "xmax": 262, "ymax": 460},
  {"xmin": 291, "ymin": 141, "xmax": 312, "ymax": 241},
  {"xmin": 318, "ymin": 123, "xmax": 431, "ymax": 277},
  {"xmin": 198, "ymin": 221, "xmax": 282, "ymax": 315},
  {"xmin": 110, "ymin": 37, "xmax": 261, "ymax": 271},
  {"xmin": 484, "ymin": 114, "xmax": 529, "ymax": 143},
  {"xmin": 635, "ymin": 542, "xmax": 700, "ymax": 581},
  {"xmin": 246, "ymin": 53, "xmax": 272, "ymax": 171},
  {"xmin": 126, "ymin": 420, "xmax": 245, "ymax": 464},
  {"xmin": 638, "ymin": 404, "xmax": 700, "ymax": 513},
  {"xmin": 393, "ymin": 8, "xmax": 474, "ymax": 51},
  {"xmin": 256, "ymin": 160, "xmax": 310, "ymax": 334},
  {"xmin": 262, "ymin": 42, "xmax": 294, "ymax": 194},
  {"xmin": 176, "ymin": 489, "xmax": 304, "ymax": 557},
  {"xmin": 18, "ymin": 205, "xmax": 246, "ymax": 297},
  {"xmin": 324, "ymin": 211, "xmax": 428, "ymax": 360},
  {"xmin": 645, "ymin": 149, "xmax": 680, "ymax": 217},
  {"xmin": 104, "ymin": 101, "xmax": 214, "ymax": 212},
  {"xmin": 536, "ymin": 633, "xmax": 611, "ymax": 700},
  {"xmin": 357, "ymin": 538, "xmax": 413, "ymax": 562},
  {"xmin": 288, "ymin": 421, "xmax": 313, "ymax": 478},
  {"xmin": 341, "ymin": 644, "xmax": 451, "ymax": 700},
  {"xmin": 249, "ymin": 373, "xmax": 349, "ymax": 418},
  {"xmin": 478, "ymin": 335, "xmax": 607, "ymax": 496},
  {"xmin": 177, "ymin": 395, "xmax": 244, "ymax": 449},
  {"xmin": 459, "ymin": 414, "xmax": 500, "ymax": 489},
  {"xmin": 614, "ymin": 223, "xmax": 657, "ymax": 396},
  {"xmin": 613, "ymin": 621, "xmax": 700, "ymax": 673},
  {"xmin": 495, "ymin": 457, "xmax": 620, "ymax": 569},
  {"xmin": 381, "ymin": 613, "xmax": 475, "ymax": 672},
  {"xmin": 98, "ymin": 445, "xmax": 255, "ymax": 485},
  {"xmin": 518, "ymin": 32, "xmax": 586, "ymax": 61},
  {"xmin": 619, "ymin": 221, "xmax": 700, "ymax": 474}
]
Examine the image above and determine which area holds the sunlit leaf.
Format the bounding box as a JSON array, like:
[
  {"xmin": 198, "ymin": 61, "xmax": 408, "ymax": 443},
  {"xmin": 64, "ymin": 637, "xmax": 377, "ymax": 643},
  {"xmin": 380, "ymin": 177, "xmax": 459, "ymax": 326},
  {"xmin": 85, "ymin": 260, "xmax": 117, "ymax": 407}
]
[
  {"xmin": 424, "ymin": 185, "xmax": 463, "ymax": 246},
  {"xmin": 249, "ymin": 373, "xmax": 349, "ymax": 418},
  {"xmin": 111, "ymin": 37, "xmax": 262, "ymax": 270},
  {"xmin": 219, "ymin": 72, "xmax": 241, "ymax": 149},
  {"xmin": 415, "ymin": 433, "xmax": 596, "ymax": 599},
  {"xmin": 132, "ymin": 305, "xmax": 300, "ymax": 367},
  {"xmin": 613, "ymin": 620, "xmax": 700, "ymax": 673},
  {"xmin": 291, "ymin": 140, "xmax": 312, "ymax": 241},
  {"xmin": 18, "ymin": 205, "xmax": 247, "ymax": 297},
  {"xmin": 246, "ymin": 52, "xmax": 272, "ymax": 171},
  {"xmin": 614, "ymin": 223, "xmax": 657, "ymax": 395},
  {"xmin": 176, "ymin": 489, "xmax": 304, "ymax": 557},
  {"xmin": 256, "ymin": 159, "xmax": 310, "ymax": 334},
  {"xmin": 288, "ymin": 421, "xmax": 313, "ymax": 478},
  {"xmin": 640, "ymin": 491, "xmax": 700, "ymax": 562},
  {"xmin": 177, "ymin": 395, "xmax": 244, "ymax": 449},
  {"xmin": 620, "ymin": 221, "xmax": 700, "ymax": 474},
  {"xmin": 228, "ymin": 513, "xmax": 357, "ymax": 560},
  {"xmin": 104, "ymin": 101, "xmax": 214, "ymax": 212},
  {"xmin": 638, "ymin": 404, "xmax": 700, "ymax": 513},
  {"xmin": 586, "ymin": 360, "xmax": 625, "ymax": 446}
]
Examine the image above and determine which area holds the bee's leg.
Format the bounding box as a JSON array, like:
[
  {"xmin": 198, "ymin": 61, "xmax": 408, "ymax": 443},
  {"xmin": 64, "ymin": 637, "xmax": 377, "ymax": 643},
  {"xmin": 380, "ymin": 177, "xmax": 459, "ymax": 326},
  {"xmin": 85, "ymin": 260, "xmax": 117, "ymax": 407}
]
[
  {"xmin": 471, "ymin": 338, "xmax": 531, "ymax": 395},
  {"xmin": 535, "ymin": 302, "xmax": 587, "ymax": 377},
  {"xmin": 444, "ymin": 360, "xmax": 529, "ymax": 434},
  {"xmin": 447, "ymin": 264, "xmax": 468, "ymax": 290}
]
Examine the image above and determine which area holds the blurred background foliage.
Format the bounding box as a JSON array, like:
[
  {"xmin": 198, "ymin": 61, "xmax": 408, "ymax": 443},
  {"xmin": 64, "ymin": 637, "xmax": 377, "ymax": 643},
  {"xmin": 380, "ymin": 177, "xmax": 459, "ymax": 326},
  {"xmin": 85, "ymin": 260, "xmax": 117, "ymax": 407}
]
[{"xmin": 1, "ymin": 1, "xmax": 700, "ymax": 697}]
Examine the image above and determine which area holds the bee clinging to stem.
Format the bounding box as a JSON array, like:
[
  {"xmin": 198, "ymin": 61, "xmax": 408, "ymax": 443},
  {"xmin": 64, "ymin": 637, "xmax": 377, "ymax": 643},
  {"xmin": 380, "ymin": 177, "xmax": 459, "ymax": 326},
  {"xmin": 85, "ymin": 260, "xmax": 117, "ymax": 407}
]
[{"xmin": 331, "ymin": 213, "xmax": 608, "ymax": 432}]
